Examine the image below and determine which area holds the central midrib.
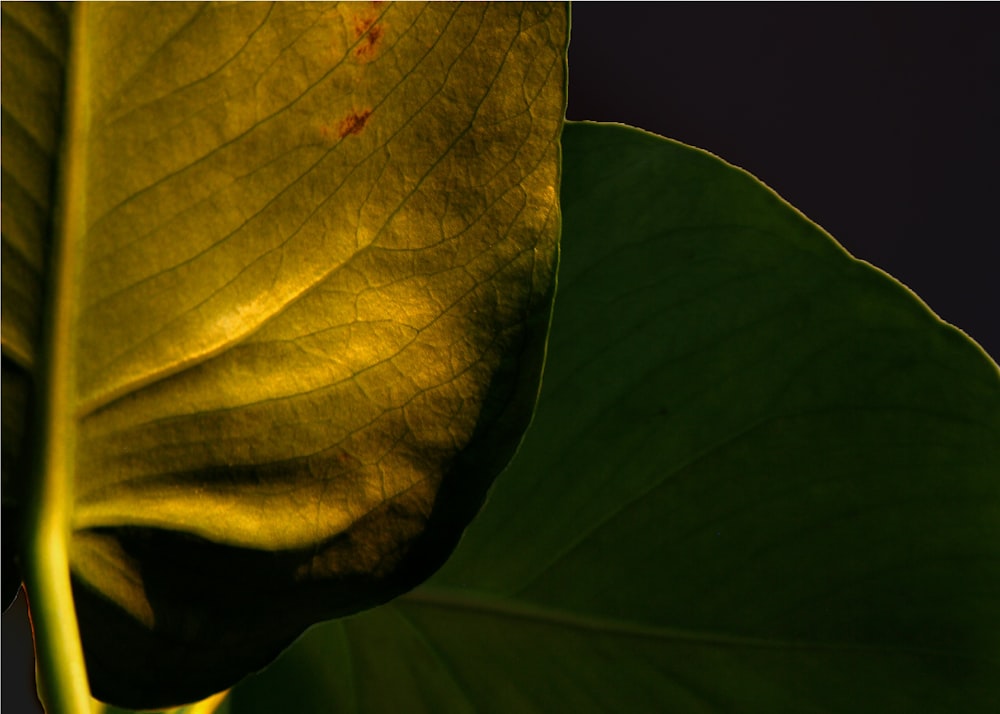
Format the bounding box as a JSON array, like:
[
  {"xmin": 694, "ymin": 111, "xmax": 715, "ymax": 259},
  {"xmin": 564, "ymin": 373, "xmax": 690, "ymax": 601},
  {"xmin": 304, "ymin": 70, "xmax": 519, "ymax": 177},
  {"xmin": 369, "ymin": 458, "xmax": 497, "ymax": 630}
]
[{"xmin": 23, "ymin": 4, "xmax": 95, "ymax": 712}]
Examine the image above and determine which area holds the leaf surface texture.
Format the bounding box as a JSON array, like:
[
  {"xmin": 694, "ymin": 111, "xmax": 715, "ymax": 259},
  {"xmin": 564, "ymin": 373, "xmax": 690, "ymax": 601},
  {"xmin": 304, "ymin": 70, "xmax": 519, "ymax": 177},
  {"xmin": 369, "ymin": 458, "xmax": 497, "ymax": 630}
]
[
  {"xmin": 228, "ymin": 122, "xmax": 1000, "ymax": 712},
  {"xmin": 2, "ymin": 2, "xmax": 566, "ymax": 707}
]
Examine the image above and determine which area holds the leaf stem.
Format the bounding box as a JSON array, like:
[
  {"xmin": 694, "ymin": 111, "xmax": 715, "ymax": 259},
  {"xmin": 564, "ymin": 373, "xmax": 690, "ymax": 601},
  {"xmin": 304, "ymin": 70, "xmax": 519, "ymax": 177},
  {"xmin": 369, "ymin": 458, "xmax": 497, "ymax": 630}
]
[
  {"xmin": 179, "ymin": 690, "xmax": 231, "ymax": 714},
  {"xmin": 23, "ymin": 4, "xmax": 92, "ymax": 713}
]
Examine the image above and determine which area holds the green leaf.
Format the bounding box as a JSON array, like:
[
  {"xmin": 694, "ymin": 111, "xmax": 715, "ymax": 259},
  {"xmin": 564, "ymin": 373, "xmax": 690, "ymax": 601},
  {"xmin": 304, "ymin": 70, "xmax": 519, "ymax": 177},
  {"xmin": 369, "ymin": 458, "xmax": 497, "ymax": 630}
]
[
  {"xmin": 2, "ymin": 2, "xmax": 566, "ymax": 709},
  {"xmin": 227, "ymin": 122, "xmax": 1000, "ymax": 712}
]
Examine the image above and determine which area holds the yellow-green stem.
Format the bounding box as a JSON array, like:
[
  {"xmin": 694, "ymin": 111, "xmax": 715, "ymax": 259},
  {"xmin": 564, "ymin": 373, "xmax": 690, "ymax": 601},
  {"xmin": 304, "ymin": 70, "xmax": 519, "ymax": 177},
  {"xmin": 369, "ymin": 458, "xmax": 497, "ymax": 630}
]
[
  {"xmin": 23, "ymin": 4, "xmax": 92, "ymax": 713},
  {"xmin": 181, "ymin": 690, "xmax": 231, "ymax": 714}
]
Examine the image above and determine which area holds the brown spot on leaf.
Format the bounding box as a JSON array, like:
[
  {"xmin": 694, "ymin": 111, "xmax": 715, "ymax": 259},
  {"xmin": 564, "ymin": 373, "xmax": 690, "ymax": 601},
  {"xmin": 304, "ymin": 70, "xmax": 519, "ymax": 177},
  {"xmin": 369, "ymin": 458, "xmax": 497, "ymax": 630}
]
[
  {"xmin": 353, "ymin": 14, "xmax": 375, "ymax": 37},
  {"xmin": 338, "ymin": 109, "xmax": 372, "ymax": 138},
  {"xmin": 352, "ymin": 10, "xmax": 384, "ymax": 61}
]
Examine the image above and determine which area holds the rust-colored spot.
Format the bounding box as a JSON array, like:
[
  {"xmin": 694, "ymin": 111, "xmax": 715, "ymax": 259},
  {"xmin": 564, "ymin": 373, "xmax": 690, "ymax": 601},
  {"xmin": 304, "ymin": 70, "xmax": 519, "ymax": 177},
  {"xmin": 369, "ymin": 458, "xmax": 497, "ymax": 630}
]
[
  {"xmin": 353, "ymin": 14, "xmax": 375, "ymax": 37},
  {"xmin": 335, "ymin": 450, "xmax": 359, "ymax": 468},
  {"xmin": 357, "ymin": 23, "xmax": 383, "ymax": 59},
  {"xmin": 337, "ymin": 109, "xmax": 372, "ymax": 138},
  {"xmin": 352, "ymin": 11, "xmax": 384, "ymax": 61}
]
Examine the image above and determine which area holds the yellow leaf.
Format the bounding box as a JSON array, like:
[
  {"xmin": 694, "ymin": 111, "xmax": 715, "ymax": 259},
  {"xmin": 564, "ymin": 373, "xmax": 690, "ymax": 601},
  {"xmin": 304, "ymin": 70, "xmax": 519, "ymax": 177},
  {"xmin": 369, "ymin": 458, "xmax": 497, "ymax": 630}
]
[{"xmin": 3, "ymin": 2, "xmax": 566, "ymax": 708}]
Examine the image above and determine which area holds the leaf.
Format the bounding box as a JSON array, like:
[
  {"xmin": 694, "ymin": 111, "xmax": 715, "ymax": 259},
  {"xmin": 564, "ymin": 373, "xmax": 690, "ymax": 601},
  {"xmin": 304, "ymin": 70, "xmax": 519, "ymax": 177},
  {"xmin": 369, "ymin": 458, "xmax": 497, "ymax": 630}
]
[
  {"xmin": 97, "ymin": 689, "xmax": 230, "ymax": 714},
  {"xmin": 227, "ymin": 122, "xmax": 1000, "ymax": 712},
  {"xmin": 2, "ymin": 2, "xmax": 566, "ymax": 708},
  {"xmin": 0, "ymin": 0, "xmax": 69, "ymax": 610}
]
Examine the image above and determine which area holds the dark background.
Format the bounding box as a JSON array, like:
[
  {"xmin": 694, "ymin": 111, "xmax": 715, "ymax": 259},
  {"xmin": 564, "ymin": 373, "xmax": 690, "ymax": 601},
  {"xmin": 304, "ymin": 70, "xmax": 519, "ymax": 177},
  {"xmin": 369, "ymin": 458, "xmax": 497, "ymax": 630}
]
[
  {"xmin": 565, "ymin": 2, "xmax": 998, "ymax": 360},
  {"xmin": 4, "ymin": 4, "xmax": 997, "ymax": 712}
]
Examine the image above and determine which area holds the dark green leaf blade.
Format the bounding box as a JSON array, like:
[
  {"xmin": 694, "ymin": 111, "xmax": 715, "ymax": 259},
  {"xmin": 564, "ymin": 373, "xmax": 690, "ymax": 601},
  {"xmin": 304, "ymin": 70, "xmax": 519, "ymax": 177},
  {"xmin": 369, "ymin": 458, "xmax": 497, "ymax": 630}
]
[{"xmin": 230, "ymin": 121, "xmax": 1000, "ymax": 712}]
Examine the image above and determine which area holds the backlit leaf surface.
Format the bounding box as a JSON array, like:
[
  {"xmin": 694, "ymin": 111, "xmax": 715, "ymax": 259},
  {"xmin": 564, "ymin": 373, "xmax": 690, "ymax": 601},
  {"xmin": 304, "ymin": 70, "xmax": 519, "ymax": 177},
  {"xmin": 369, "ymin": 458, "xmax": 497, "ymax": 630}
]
[
  {"xmin": 228, "ymin": 122, "xmax": 1000, "ymax": 712},
  {"xmin": 2, "ymin": 2, "xmax": 566, "ymax": 707},
  {"xmin": 0, "ymin": 0, "xmax": 69, "ymax": 610}
]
